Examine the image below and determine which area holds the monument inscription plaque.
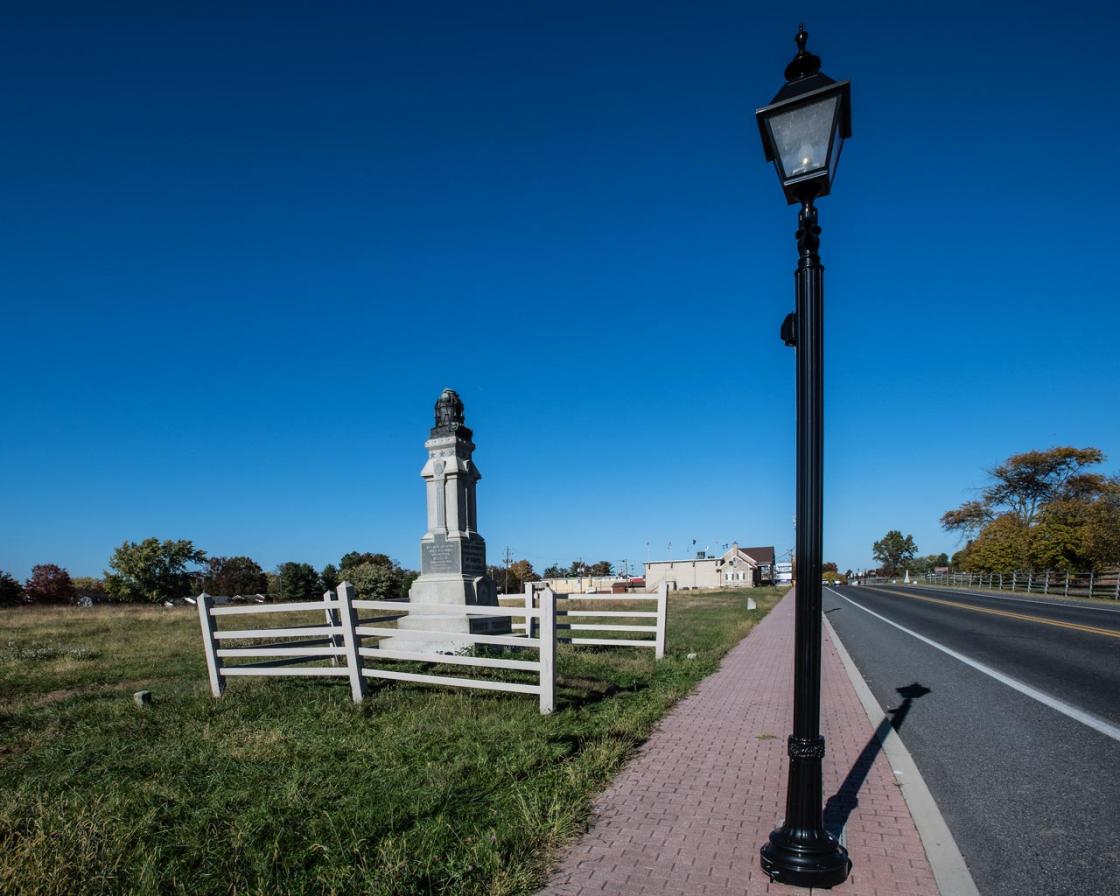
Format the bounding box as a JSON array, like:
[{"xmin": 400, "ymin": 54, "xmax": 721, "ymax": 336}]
[{"xmin": 421, "ymin": 536, "xmax": 458, "ymax": 575}]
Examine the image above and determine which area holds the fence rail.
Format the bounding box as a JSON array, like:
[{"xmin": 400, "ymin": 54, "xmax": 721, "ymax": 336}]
[
  {"xmin": 908, "ymin": 569, "xmax": 1120, "ymax": 600},
  {"xmin": 500, "ymin": 583, "xmax": 668, "ymax": 658}
]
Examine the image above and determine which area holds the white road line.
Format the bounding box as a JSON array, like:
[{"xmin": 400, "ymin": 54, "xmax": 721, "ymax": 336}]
[
  {"xmin": 891, "ymin": 584, "xmax": 1120, "ymax": 615},
  {"xmin": 825, "ymin": 586, "xmax": 1120, "ymax": 745}
]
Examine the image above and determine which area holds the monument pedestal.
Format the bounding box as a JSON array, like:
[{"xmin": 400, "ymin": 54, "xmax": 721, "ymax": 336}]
[
  {"xmin": 381, "ymin": 390, "xmax": 510, "ymax": 654},
  {"xmin": 395, "ymin": 572, "xmax": 510, "ymax": 653}
]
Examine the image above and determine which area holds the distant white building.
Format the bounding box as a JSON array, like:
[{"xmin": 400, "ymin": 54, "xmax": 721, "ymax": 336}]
[
  {"xmin": 536, "ymin": 575, "xmax": 629, "ymax": 594},
  {"xmin": 644, "ymin": 544, "xmax": 775, "ymax": 591}
]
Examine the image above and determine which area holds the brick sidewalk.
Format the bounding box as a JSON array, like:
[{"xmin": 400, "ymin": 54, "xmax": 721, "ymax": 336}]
[{"xmin": 540, "ymin": 592, "xmax": 940, "ymax": 895}]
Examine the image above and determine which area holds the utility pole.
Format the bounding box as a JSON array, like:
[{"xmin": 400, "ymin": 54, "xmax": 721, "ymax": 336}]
[{"xmin": 503, "ymin": 546, "xmax": 513, "ymax": 594}]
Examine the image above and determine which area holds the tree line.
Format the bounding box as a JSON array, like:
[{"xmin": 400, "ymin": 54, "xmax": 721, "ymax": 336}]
[
  {"xmin": 0, "ymin": 540, "xmax": 421, "ymax": 607},
  {"xmin": 482, "ymin": 559, "xmax": 619, "ymax": 596},
  {"xmin": 0, "ymin": 541, "xmax": 565, "ymax": 608},
  {"xmin": 541, "ymin": 561, "xmax": 615, "ymax": 578},
  {"xmin": 870, "ymin": 446, "xmax": 1120, "ymax": 575}
]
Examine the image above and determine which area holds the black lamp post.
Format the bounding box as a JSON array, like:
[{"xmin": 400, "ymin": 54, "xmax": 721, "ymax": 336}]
[{"xmin": 756, "ymin": 25, "xmax": 852, "ymax": 890}]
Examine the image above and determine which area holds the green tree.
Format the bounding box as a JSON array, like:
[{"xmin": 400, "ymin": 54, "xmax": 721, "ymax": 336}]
[
  {"xmin": 343, "ymin": 562, "xmax": 397, "ymax": 600},
  {"xmin": 0, "ymin": 572, "xmax": 25, "ymax": 607},
  {"xmin": 71, "ymin": 576, "xmax": 107, "ymax": 599},
  {"xmin": 203, "ymin": 556, "xmax": 267, "ymax": 596},
  {"xmin": 400, "ymin": 568, "xmax": 420, "ymax": 596},
  {"xmin": 275, "ymin": 562, "xmax": 321, "ymax": 601},
  {"xmin": 542, "ymin": 565, "xmax": 564, "ymax": 578},
  {"xmin": 945, "ymin": 449, "xmax": 1119, "ymax": 571},
  {"xmin": 509, "ymin": 559, "xmax": 538, "ymax": 585},
  {"xmin": 494, "ymin": 559, "xmax": 539, "ymax": 594},
  {"xmin": 338, "ymin": 552, "xmax": 409, "ymax": 597},
  {"xmin": 958, "ymin": 514, "xmax": 1028, "ymax": 572},
  {"xmin": 1081, "ymin": 479, "xmax": 1120, "ymax": 568},
  {"xmin": 588, "ymin": 561, "xmax": 613, "ymax": 576},
  {"xmin": 24, "ymin": 564, "xmax": 75, "ymax": 604},
  {"xmin": 104, "ymin": 538, "xmax": 206, "ymax": 603},
  {"xmin": 908, "ymin": 553, "xmax": 950, "ymax": 575},
  {"xmin": 340, "ymin": 551, "xmax": 393, "ymax": 571},
  {"xmin": 942, "ymin": 447, "xmax": 1107, "ymax": 535},
  {"xmin": 872, "ymin": 531, "xmax": 917, "ymax": 576},
  {"xmin": 321, "ymin": 563, "xmax": 340, "ymax": 591}
]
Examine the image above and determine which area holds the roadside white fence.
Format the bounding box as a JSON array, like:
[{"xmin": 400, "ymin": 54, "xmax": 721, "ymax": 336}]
[
  {"xmin": 501, "ymin": 582, "xmax": 668, "ymax": 659},
  {"xmin": 198, "ymin": 582, "xmax": 556, "ymax": 713},
  {"xmin": 922, "ymin": 569, "xmax": 1120, "ymax": 600}
]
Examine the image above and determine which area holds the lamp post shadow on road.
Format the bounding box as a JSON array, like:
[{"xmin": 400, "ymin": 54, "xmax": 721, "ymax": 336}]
[{"xmin": 755, "ymin": 25, "xmax": 853, "ymax": 889}]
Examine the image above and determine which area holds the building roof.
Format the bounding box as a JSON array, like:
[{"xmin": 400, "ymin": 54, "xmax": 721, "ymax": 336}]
[{"xmin": 739, "ymin": 546, "xmax": 775, "ymax": 565}]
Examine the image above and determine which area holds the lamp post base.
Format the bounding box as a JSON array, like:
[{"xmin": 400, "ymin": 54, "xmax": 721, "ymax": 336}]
[{"xmin": 760, "ymin": 827, "xmax": 851, "ymax": 889}]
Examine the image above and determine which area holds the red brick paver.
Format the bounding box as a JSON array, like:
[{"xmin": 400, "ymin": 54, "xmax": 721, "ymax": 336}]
[{"xmin": 541, "ymin": 592, "xmax": 940, "ymax": 895}]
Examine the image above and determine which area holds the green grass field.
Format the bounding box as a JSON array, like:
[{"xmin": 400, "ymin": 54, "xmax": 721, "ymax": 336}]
[{"xmin": 0, "ymin": 587, "xmax": 784, "ymax": 896}]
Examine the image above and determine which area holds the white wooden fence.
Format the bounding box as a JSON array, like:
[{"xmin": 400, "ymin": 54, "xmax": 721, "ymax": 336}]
[
  {"xmin": 198, "ymin": 582, "xmax": 556, "ymax": 713},
  {"xmin": 500, "ymin": 582, "xmax": 668, "ymax": 659},
  {"xmin": 200, "ymin": 581, "xmax": 669, "ymax": 713}
]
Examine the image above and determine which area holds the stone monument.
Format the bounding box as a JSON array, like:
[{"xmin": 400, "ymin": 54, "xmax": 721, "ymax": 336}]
[{"xmin": 387, "ymin": 389, "xmax": 510, "ymax": 651}]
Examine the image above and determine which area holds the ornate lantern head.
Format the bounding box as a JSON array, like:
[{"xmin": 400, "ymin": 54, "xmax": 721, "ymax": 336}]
[{"xmin": 756, "ymin": 25, "xmax": 851, "ymax": 205}]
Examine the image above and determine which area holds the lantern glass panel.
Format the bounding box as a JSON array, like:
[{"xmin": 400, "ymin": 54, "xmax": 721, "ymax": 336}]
[{"xmin": 768, "ymin": 96, "xmax": 838, "ymax": 180}]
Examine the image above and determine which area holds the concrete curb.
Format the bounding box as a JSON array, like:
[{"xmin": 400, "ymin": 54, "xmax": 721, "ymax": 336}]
[{"xmin": 824, "ymin": 613, "xmax": 980, "ymax": 896}]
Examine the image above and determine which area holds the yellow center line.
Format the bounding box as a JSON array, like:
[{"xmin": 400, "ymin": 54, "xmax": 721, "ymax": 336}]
[{"xmin": 872, "ymin": 586, "xmax": 1120, "ymax": 640}]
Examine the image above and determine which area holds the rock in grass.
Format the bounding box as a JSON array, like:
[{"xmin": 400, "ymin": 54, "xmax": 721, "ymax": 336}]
[{"xmin": 133, "ymin": 690, "xmax": 152, "ymax": 708}]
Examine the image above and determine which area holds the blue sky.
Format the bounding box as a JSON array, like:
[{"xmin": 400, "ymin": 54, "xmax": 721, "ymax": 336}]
[{"xmin": 3, "ymin": 2, "xmax": 1119, "ymax": 581}]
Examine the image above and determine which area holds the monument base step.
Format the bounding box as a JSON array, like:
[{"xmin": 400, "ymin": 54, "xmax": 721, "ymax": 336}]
[{"xmin": 376, "ymin": 611, "xmax": 512, "ymax": 654}]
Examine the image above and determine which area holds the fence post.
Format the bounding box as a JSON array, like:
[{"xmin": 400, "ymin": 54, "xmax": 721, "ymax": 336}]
[
  {"xmin": 335, "ymin": 581, "xmax": 367, "ymax": 703},
  {"xmin": 197, "ymin": 593, "xmax": 225, "ymax": 697},
  {"xmin": 538, "ymin": 589, "xmax": 555, "ymax": 715},
  {"xmin": 654, "ymin": 582, "xmax": 669, "ymax": 660},
  {"xmin": 1027, "ymin": 572, "xmax": 1033, "ymax": 593},
  {"xmin": 1114, "ymin": 569, "xmax": 1119, "ymax": 601},
  {"xmin": 324, "ymin": 589, "xmax": 343, "ymax": 666},
  {"xmin": 1089, "ymin": 569, "xmax": 1095, "ymax": 598},
  {"xmin": 524, "ymin": 582, "xmax": 536, "ymax": 639},
  {"xmin": 1044, "ymin": 570, "xmax": 1050, "ymax": 595},
  {"xmin": 1065, "ymin": 571, "xmax": 1070, "ymax": 597},
  {"xmin": 1011, "ymin": 571, "xmax": 1017, "ymax": 591}
]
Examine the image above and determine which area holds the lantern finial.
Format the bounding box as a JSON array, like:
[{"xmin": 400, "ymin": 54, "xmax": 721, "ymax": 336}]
[{"xmin": 784, "ymin": 24, "xmax": 822, "ymax": 82}]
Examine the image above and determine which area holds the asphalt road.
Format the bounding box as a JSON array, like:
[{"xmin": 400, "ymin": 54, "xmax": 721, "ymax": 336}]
[{"xmin": 822, "ymin": 583, "xmax": 1120, "ymax": 896}]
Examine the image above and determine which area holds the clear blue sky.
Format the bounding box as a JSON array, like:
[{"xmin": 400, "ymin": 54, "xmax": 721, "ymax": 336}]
[{"xmin": 3, "ymin": 2, "xmax": 1119, "ymax": 581}]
